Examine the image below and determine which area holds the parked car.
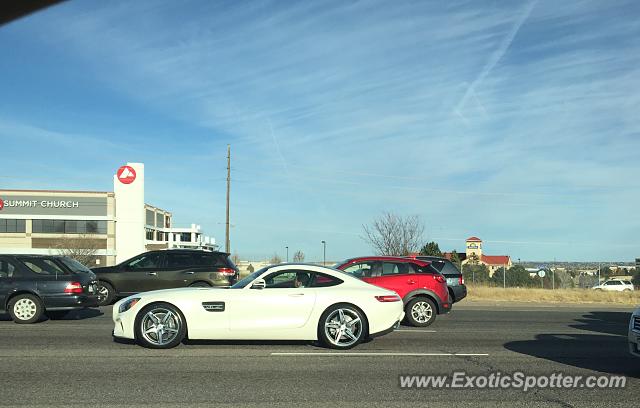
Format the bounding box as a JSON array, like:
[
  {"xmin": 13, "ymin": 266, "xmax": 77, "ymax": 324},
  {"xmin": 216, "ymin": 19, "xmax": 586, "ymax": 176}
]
[
  {"xmin": 0, "ymin": 254, "xmax": 98, "ymax": 323},
  {"xmin": 112, "ymin": 263, "xmax": 404, "ymax": 349},
  {"xmin": 334, "ymin": 256, "xmax": 450, "ymax": 327},
  {"xmin": 93, "ymin": 249, "xmax": 239, "ymax": 306},
  {"xmin": 629, "ymin": 306, "xmax": 640, "ymax": 357},
  {"xmin": 406, "ymin": 255, "xmax": 467, "ymax": 303},
  {"xmin": 592, "ymin": 279, "xmax": 634, "ymax": 292}
]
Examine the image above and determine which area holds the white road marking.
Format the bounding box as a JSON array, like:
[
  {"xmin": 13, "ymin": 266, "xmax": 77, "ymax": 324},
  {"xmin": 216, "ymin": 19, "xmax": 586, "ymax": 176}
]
[
  {"xmin": 270, "ymin": 352, "xmax": 488, "ymax": 357},
  {"xmin": 394, "ymin": 329, "xmax": 437, "ymax": 333}
]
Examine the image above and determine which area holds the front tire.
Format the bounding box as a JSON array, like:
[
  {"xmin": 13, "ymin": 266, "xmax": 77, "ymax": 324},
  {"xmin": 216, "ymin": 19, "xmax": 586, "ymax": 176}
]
[
  {"xmin": 318, "ymin": 304, "xmax": 367, "ymax": 350},
  {"xmin": 8, "ymin": 294, "xmax": 43, "ymax": 324},
  {"xmin": 135, "ymin": 303, "xmax": 186, "ymax": 349},
  {"xmin": 189, "ymin": 281, "xmax": 211, "ymax": 288},
  {"xmin": 404, "ymin": 297, "xmax": 437, "ymax": 327},
  {"xmin": 96, "ymin": 281, "xmax": 115, "ymax": 306}
]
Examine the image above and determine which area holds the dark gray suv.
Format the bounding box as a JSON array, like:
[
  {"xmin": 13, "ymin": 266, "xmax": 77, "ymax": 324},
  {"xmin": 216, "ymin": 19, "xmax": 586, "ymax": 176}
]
[
  {"xmin": 92, "ymin": 249, "xmax": 239, "ymax": 306},
  {"xmin": 408, "ymin": 256, "xmax": 467, "ymax": 303}
]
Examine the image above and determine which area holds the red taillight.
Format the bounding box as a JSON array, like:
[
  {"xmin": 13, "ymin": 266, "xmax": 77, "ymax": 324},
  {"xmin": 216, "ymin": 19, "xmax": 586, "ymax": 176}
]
[
  {"xmin": 218, "ymin": 267, "xmax": 236, "ymax": 276},
  {"xmin": 434, "ymin": 275, "xmax": 446, "ymax": 284},
  {"xmin": 64, "ymin": 282, "xmax": 83, "ymax": 294},
  {"xmin": 375, "ymin": 295, "xmax": 401, "ymax": 302},
  {"xmin": 459, "ymin": 276, "xmax": 464, "ymax": 285}
]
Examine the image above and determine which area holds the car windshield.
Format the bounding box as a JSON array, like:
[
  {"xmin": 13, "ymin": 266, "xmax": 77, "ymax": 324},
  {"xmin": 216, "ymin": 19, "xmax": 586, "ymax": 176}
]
[{"xmin": 230, "ymin": 268, "xmax": 268, "ymax": 289}]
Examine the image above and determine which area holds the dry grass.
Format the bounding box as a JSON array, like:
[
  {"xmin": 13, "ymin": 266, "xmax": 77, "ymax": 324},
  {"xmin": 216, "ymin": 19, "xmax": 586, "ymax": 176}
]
[{"xmin": 467, "ymin": 284, "xmax": 640, "ymax": 305}]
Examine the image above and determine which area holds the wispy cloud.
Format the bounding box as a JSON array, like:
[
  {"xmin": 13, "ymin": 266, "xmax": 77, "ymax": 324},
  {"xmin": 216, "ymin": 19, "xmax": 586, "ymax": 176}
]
[{"xmin": 2, "ymin": 0, "xmax": 639, "ymax": 260}]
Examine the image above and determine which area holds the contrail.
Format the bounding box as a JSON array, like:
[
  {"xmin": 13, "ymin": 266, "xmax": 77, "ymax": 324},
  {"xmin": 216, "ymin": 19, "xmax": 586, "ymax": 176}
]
[
  {"xmin": 268, "ymin": 117, "xmax": 290, "ymax": 176},
  {"xmin": 454, "ymin": 0, "xmax": 537, "ymax": 115}
]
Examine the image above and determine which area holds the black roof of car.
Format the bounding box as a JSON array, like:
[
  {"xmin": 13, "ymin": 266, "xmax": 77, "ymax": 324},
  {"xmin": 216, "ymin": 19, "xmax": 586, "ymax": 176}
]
[{"xmin": 148, "ymin": 249, "xmax": 229, "ymax": 255}]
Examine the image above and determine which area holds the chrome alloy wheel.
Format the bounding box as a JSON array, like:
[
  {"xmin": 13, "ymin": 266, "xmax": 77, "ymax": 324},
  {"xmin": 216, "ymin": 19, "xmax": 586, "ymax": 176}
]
[
  {"xmin": 410, "ymin": 301, "xmax": 433, "ymax": 324},
  {"xmin": 324, "ymin": 308, "xmax": 363, "ymax": 348},
  {"xmin": 140, "ymin": 307, "xmax": 181, "ymax": 347},
  {"xmin": 13, "ymin": 298, "xmax": 37, "ymax": 321},
  {"xmin": 96, "ymin": 285, "xmax": 109, "ymax": 302}
]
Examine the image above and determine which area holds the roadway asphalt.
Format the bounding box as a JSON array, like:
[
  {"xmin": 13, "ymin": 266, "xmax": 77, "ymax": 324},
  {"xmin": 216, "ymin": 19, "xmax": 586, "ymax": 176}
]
[{"xmin": 0, "ymin": 302, "xmax": 638, "ymax": 407}]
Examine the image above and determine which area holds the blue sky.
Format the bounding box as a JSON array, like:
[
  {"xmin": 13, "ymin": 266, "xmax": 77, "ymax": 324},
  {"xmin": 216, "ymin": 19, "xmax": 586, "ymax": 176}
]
[{"xmin": 1, "ymin": 0, "xmax": 639, "ymax": 262}]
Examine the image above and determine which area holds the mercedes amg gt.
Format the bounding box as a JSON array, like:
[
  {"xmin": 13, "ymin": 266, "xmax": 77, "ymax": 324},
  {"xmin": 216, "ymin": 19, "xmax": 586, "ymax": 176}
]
[{"xmin": 112, "ymin": 264, "xmax": 404, "ymax": 349}]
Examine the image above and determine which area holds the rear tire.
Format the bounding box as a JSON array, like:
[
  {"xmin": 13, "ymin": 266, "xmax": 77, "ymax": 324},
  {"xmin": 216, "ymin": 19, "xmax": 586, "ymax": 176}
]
[
  {"xmin": 135, "ymin": 302, "xmax": 186, "ymax": 349},
  {"xmin": 8, "ymin": 294, "xmax": 43, "ymax": 324},
  {"xmin": 318, "ymin": 304, "xmax": 367, "ymax": 350},
  {"xmin": 404, "ymin": 297, "xmax": 437, "ymax": 327},
  {"xmin": 96, "ymin": 281, "xmax": 115, "ymax": 306}
]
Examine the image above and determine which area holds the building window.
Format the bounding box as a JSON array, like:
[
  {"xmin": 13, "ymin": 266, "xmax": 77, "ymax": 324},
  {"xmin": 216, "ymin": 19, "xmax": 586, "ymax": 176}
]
[
  {"xmin": 146, "ymin": 209, "xmax": 155, "ymax": 226},
  {"xmin": 156, "ymin": 213, "xmax": 164, "ymax": 229},
  {"xmin": 180, "ymin": 233, "xmax": 191, "ymax": 242},
  {"xmin": 32, "ymin": 220, "xmax": 107, "ymax": 234},
  {"xmin": 0, "ymin": 219, "xmax": 26, "ymax": 233},
  {"xmin": 145, "ymin": 228, "xmax": 154, "ymax": 240}
]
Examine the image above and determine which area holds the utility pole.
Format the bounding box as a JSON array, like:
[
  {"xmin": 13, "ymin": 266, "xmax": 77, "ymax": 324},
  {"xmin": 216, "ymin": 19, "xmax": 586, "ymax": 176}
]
[
  {"xmin": 321, "ymin": 240, "xmax": 326, "ymax": 266},
  {"xmin": 285, "ymin": 246, "xmax": 289, "ymax": 262},
  {"xmin": 225, "ymin": 145, "xmax": 231, "ymax": 254}
]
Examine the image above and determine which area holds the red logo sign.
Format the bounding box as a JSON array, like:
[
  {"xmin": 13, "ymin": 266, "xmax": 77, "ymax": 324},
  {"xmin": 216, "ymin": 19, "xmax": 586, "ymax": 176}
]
[
  {"xmin": 117, "ymin": 165, "xmax": 137, "ymax": 184},
  {"xmin": 0, "ymin": 198, "xmax": 4, "ymax": 210}
]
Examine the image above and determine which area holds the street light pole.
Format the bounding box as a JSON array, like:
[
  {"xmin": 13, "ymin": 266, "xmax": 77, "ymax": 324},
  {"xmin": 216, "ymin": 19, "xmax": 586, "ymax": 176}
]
[
  {"xmin": 503, "ymin": 263, "xmax": 506, "ymax": 289},
  {"xmin": 285, "ymin": 246, "xmax": 289, "ymax": 263},
  {"xmin": 321, "ymin": 240, "xmax": 326, "ymax": 266}
]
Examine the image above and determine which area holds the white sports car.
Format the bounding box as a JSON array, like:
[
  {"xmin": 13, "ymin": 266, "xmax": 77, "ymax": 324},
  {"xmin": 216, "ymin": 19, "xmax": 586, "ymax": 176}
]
[{"xmin": 112, "ymin": 264, "xmax": 405, "ymax": 349}]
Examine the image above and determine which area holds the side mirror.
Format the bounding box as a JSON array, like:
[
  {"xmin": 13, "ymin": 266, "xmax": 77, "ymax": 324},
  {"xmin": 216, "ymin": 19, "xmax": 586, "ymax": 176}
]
[{"xmin": 251, "ymin": 279, "xmax": 266, "ymax": 290}]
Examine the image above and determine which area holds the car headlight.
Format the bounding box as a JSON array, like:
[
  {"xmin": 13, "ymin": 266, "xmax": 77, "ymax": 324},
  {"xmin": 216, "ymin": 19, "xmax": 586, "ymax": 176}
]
[{"xmin": 118, "ymin": 298, "xmax": 141, "ymax": 313}]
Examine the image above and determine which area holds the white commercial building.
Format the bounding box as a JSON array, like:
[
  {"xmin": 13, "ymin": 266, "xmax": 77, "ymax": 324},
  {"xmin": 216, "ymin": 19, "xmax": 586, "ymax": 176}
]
[{"xmin": 0, "ymin": 162, "xmax": 217, "ymax": 266}]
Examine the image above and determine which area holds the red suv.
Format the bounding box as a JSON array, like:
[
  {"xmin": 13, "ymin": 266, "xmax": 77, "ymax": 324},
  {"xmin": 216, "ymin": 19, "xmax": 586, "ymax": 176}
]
[{"xmin": 334, "ymin": 256, "xmax": 451, "ymax": 326}]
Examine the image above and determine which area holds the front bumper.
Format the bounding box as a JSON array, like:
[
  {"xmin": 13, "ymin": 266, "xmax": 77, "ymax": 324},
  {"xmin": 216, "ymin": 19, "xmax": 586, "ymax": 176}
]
[
  {"xmin": 629, "ymin": 317, "xmax": 640, "ymax": 358},
  {"xmin": 112, "ymin": 300, "xmax": 137, "ymax": 340}
]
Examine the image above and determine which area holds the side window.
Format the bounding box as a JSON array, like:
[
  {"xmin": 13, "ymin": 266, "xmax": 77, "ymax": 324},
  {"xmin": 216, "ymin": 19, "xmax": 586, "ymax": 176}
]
[
  {"xmin": 264, "ymin": 271, "xmax": 312, "ymax": 288},
  {"xmin": 127, "ymin": 253, "xmax": 163, "ymax": 270},
  {"xmin": 416, "ymin": 264, "xmax": 439, "ymax": 274},
  {"xmin": 343, "ymin": 262, "xmax": 375, "ymax": 278},
  {"xmin": 309, "ymin": 273, "xmax": 343, "ymax": 288},
  {"xmin": 442, "ymin": 261, "xmax": 461, "ymax": 275},
  {"xmin": 0, "ymin": 258, "xmax": 18, "ymax": 278},
  {"xmin": 167, "ymin": 253, "xmax": 195, "ymax": 268},
  {"xmin": 382, "ymin": 262, "xmax": 410, "ymax": 275},
  {"xmin": 429, "ymin": 260, "xmax": 446, "ymax": 272},
  {"xmin": 191, "ymin": 253, "xmax": 215, "ymax": 267},
  {"xmin": 20, "ymin": 258, "xmax": 67, "ymax": 275}
]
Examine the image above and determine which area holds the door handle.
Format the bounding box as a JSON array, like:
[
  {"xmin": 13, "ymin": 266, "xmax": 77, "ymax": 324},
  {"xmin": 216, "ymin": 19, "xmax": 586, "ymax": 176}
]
[
  {"xmin": 185, "ymin": 271, "xmax": 195, "ymax": 275},
  {"xmin": 407, "ymin": 279, "xmax": 416, "ymax": 285},
  {"xmin": 289, "ymin": 293, "xmax": 305, "ymax": 297},
  {"xmin": 146, "ymin": 272, "xmax": 157, "ymax": 276}
]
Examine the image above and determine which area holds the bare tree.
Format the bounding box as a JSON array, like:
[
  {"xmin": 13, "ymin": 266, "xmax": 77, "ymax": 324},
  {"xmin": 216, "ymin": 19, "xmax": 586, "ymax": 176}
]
[
  {"xmin": 362, "ymin": 212, "xmax": 424, "ymax": 256},
  {"xmin": 55, "ymin": 235, "xmax": 102, "ymax": 267},
  {"xmin": 269, "ymin": 253, "xmax": 282, "ymax": 264},
  {"xmin": 293, "ymin": 250, "xmax": 305, "ymax": 262}
]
